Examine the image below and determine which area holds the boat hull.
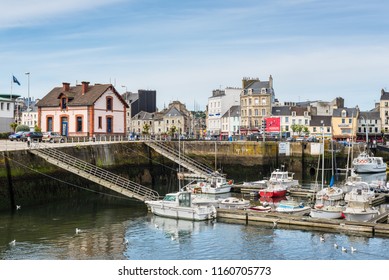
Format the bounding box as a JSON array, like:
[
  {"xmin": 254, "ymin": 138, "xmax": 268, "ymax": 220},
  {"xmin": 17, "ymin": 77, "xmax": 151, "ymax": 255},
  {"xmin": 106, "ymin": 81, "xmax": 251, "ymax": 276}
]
[
  {"xmin": 259, "ymin": 189, "xmax": 287, "ymax": 197},
  {"xmin": 145, "ymin": 201, "xmax": 217, "ymax": 221},
  {"xmin": 310, "ymin": 208, "xmax": 344, "ymax": 219},
  {"xmin": 353, "ymin": 164, "xmax": 386, "ymax": 173},
  {"xmin": 343, "ymin": 209, "xmax": 379, "ymax": 222}
]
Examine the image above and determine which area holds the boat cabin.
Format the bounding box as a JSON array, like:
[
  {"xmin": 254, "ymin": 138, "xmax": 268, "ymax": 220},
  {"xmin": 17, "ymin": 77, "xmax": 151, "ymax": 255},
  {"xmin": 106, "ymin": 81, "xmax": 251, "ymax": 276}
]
[{"xmin": 163, "ymin": 192, "xmax": 192, "ymax": 207}]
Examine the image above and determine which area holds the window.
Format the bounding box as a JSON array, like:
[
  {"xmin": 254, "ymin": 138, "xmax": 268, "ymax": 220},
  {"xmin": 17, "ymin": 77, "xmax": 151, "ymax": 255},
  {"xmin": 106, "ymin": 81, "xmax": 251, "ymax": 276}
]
[
  {"xmin": 98, "ymin": 117, "xmax": 102, "ymax": 129},
  {"xmin": 47, "ymin": 117, "xmax": 53, "ymax": 132},
  {"xmin": 285, "ymin": 117, "xmax": 289, "ymax": 123},
  {"xmin": 61, "ymin": 98, "xmax": 67, "ymax": 110},
  {"xmin": 106, "ymin": 97, "xmax": 113, "ymax": 111},
  {"xmin": 349, "ymin": 118, "xmax": 352, "ymax": 124},
  {"xmin": 0, "ymin": 103, "xmax": 3, "ymax": 110},
  {"xmin": 292, "ymin": 111, "xmax": 296, "ymax": 117},
  {"xmin": 261, "ymin": 98, "xmax": 266, "ymax": 105},
  {"xmin": 76, "ymin": 116, "xmax": 83, "ymax": 132},
  {"xmin": 341, "ymin": 110, "xmax": 346, "ymax": 118},
  {"xmin": 261, "ymin": 109, "xmax": 266, "ymax": 116},
  {"xmin": 7, "ymin": 103, "xmax": 10, "ymax": 110},
  {"xmin": 107, "ymin": 117, "xmax": 113, "ymax": 133},
  {"xmin": 254, "ymin": 98, "xmax": 259, "ymax": 105},
  {"xmin": 254, "ymin": 109, "xmax": 259, "ymax": 116},
  {"xmin": 342, "ymin": 119, "xmax": 345, "ymax": 124}
]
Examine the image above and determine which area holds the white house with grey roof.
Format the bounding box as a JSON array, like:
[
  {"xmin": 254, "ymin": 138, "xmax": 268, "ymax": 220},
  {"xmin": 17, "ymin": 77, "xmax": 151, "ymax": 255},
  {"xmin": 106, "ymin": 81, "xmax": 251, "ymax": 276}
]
[
  {"xmin": 206, "ymin": 87, "xmax": 241, "ymax": 137},
  {"xmin": 357, "ymin": 111, "xmax": 382, "ymax": 143},
  {"xmin": 0, "ymin": 95, "xmax": 15, "ymax": 132}
]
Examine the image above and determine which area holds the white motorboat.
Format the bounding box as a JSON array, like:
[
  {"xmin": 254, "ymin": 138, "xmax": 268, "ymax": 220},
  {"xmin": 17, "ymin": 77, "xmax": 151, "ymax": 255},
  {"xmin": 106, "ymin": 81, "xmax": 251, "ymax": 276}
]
[
  {"xmin": 145, "ymin": 191, "xmax": 217, "ymax": 221},
  {"xmin": 267, "ymin": 168, "xmax": 299, "ymax": 188},
  {"xmin": 316, "ymin": 186, "xmax": 344, "ymax": 202},
  {"xmin": 275, "ymin": 200, "xmax": 311, "ymax": 216},
  {"xmin": 217, "ymin": 197, "xmax": 250, "ymax": 210},
  {"xmin": 342, "ymin": 186, "xmax": 379, "ymax": 222},
  {"xmin": 344, "ymin": 183, "xmax": 375, "ymax": 204},
  {"xmin": 189, "ymin": 175, "xmax": 233, "ymax": 194},
  {"xmin": 352, "ymin": 151, "xmax": 387, "ymax": 173},
  {"xmin": 310, "ymin": 204, "xmax": 345, "ymax": 219}
]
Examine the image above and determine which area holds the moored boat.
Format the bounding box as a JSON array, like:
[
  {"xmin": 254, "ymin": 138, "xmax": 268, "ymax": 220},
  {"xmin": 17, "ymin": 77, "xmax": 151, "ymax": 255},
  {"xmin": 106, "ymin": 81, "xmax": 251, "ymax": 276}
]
[
  {"xmin": 218, "ymin": 197, "xmax": 250, "ymax": 209},
  {"xmin": 145, "ymin": 191, "xmax": 217, "ymax": 221},
  {"xmin": 352, "ymin": 151, "xmax": 387, "ymax": 173},
  {"xmin": 259, "ymin": 184, "xmax": 287, "ymax": 197},
  {"xmin": 275, "ymin": 200, "xmax": 311, "ymax": 215},
  {"xmin": 188, "ymin": 175, "xmax": 233, "ymax": 194}
]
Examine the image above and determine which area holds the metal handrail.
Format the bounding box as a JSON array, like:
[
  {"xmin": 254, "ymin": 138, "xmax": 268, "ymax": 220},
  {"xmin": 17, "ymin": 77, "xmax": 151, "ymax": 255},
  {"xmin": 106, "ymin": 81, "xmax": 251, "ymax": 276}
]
[
  {"xmin": 30, "ymin": 144, "xmax": 159, "ymax": 201},
  {"xmin": 146, "ymin": 140, "xmax": 214, "ymax": 177}
]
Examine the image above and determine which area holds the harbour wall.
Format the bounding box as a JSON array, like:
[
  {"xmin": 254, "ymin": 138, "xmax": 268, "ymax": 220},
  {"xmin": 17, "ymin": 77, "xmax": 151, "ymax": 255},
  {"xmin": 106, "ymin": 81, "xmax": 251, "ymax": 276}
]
[{"xmin": 0, "ymin": 141, "xmax": 381, "ymax": 211}]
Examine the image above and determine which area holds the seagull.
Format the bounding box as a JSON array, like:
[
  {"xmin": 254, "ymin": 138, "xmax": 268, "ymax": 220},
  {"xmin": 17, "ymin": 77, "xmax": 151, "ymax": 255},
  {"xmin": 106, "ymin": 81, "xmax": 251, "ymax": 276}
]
[
  {"xmin": 334, "ymin": 243, "xmax": 338, "ymax": 249},
  {"xmin": 9, "ymin": 240, "xmax": 16, "ymax": 246},
  {"xmin": 351, "ymin": 247, "xmax": 357, "ymax": 253},
  {"xmin": 320, "ymin": 236, "xmax": 325, "ymax": 242},
  {"xmin": 171, "ymin": 235, "xmax": 176, "ymax": 241},
  {"xmin": 342, "ymin": 246, "xmax": 347, "ymax": 253},
  {"xmin": 272, "ymin": 219, "xmax": 280, "ymax": 229},
  {"xmin": 16, "ymin": 205, "xmax": 21, "ymax": 210},
  {"xmin": 154, "ymin": 224, "xmax": 159, "ymax": 229},
  {"xmin": 123, "ymin": 238, "xmax": 129, "ymax": 245},
  {"xmin": 75, "ymin": 228, "xmax": 82, "ymax": 234}
]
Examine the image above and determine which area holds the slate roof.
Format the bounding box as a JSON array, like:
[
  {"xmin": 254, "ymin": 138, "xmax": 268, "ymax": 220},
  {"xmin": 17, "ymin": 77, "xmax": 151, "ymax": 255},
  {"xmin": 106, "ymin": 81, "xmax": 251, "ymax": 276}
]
[
  {"xmin": 37, "ymin": 83, "xmax": 128, "ymax": 107},
  {"xmin": 332, "ymin": 107, "xmax": 358, "ymax": 117},
  {"xmin": 310, "ymin": 115, "xmax": 332, "ymax": 126},
  {"xmin": 380, "ymin": 89, "xmax": 389, "ymax": 101},
  {"xmin": 359, "ymin": 111, "xmax": 380, "ymax": 120}
]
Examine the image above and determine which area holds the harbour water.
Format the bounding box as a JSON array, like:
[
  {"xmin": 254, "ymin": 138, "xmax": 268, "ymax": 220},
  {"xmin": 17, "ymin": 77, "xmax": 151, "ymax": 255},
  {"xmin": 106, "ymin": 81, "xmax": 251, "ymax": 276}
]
[{"xmin": 1, "ymin": 188, "xmax": 389, "ymax": 260}]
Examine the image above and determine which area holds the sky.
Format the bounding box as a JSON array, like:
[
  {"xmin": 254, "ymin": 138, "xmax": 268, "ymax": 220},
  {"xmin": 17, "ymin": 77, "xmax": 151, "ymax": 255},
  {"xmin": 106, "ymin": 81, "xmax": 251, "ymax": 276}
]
[{"xmin": 1, "ymin": 0, "xmax": 388, "ymax": 111}]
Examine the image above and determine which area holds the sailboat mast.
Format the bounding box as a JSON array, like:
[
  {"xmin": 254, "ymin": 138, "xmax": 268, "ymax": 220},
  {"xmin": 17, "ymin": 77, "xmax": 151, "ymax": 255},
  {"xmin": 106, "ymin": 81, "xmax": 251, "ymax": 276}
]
[{"xmin": 321, "ymin": 121, "xmax": 325, "ymax": 188}]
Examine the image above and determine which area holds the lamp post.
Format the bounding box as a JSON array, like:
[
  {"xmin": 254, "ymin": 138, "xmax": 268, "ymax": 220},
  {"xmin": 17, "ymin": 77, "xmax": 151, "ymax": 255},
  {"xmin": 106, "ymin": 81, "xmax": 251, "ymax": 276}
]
[{"xmin": 25, "ymin": 72, "xmax": 30, "ymax": 111}]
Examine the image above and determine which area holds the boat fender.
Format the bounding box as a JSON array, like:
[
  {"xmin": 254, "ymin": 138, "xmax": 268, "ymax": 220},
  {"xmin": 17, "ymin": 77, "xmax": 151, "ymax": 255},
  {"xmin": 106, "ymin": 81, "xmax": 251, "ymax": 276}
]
[{"xmin": 228, "ymin": 180, "xmax": 233, "ymax": 185}]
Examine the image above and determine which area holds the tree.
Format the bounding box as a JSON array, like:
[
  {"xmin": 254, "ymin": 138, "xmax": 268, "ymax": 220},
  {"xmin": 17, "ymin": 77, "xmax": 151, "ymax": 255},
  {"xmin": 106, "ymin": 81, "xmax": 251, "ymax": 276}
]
[
  {"xmin": 15, "ymin": 124, "xmax": 30, "ymax": 132},
  {"xmin": 34, "ymin": 125, "xmax": 42, "ymax": 132},
  {"xmin": 142, "ymin": 123, "xmax": 150, "ymax": 136},
  {"xmin": 9, "ymin": 122, "xmax": 17, "ymax": 132},
  {"xmin": 168, "ymin": 125, "xmax": 177, "ymax": 138}
]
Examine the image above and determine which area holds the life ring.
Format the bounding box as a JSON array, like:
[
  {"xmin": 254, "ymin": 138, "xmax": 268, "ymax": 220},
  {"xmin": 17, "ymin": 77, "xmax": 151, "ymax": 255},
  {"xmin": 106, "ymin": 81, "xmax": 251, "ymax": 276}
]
[{"xmin": 228, "ymin": 180, "xmax": 233, "ymax": 185}]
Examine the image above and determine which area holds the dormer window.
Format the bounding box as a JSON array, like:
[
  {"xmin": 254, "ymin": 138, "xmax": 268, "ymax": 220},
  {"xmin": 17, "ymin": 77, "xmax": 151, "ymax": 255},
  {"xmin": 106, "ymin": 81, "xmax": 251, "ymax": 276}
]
[
  {"xmin": 61, "ymin": 97, "xmax": 67, "ymax": 110},
  {"xmin": 341, "ymin": 110, "xmax": 347, "ymax": 118}
]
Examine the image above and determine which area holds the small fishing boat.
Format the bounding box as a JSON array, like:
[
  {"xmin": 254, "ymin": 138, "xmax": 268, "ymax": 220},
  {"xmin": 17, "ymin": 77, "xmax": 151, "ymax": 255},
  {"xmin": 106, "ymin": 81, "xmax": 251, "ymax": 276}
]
[
  {"xmin": 145, "ymin": 191, "xmax": 217, "ymax": 221},
  {"xmin": 342, "ymin": 186, "xmax": 379, "ymax": 222},
  {"xmin": 259, "ymin": 183, "xmax": 287, "ymax": 197},
  {"xmin": 267, "ymin": 168, "xmax": 299, "ymax": 188},
  {"xmin": 310, "ymin": 204, "xmax": 345, "ymax": 219},
  {"xmin": 189, "ymin": 175, "xmax": 233, "ymax": 194},
  {"xmin": 275, "ymin": 200, "xmax": 311, "ymax": 216},
  {"xmin": 218, "ymin": 197, "xmax": 250, "ymax": 210},
  {"xmin": 352, "ymin": 151, "xmax": 387, "ymax": 173}
]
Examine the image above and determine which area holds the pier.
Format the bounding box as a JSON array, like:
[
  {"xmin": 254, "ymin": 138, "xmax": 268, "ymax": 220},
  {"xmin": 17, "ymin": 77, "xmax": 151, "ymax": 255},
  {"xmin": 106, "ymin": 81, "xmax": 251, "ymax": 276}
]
[{"xmin": 216, "ymin": 207, "xmax": 389, "ymax": 237}]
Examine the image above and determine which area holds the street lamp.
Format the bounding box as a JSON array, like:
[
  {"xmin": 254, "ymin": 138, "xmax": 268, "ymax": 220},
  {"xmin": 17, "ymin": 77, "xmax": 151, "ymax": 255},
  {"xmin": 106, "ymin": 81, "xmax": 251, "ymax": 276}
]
[{"xmin": 25, "ymin": 72, "xmax": 30, "ymax": 111}]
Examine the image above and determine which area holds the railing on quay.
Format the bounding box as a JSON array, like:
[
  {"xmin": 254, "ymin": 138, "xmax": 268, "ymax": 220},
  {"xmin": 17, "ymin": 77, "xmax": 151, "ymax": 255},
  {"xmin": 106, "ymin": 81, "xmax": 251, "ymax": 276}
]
[
  {"xmin": 145, "ymin": 140, "xmax": 215, "ymax": 178},
  {"xmin": 29, "ymin": 143, "xmax": 160, "ymax": 202}
]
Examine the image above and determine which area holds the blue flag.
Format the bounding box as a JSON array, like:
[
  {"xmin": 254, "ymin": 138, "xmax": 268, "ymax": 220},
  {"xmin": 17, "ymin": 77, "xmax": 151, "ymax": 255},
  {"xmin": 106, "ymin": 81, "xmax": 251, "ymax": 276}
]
[{"xmin": 13, "ymin": 75, "xmax": 21, "ymax": 86}]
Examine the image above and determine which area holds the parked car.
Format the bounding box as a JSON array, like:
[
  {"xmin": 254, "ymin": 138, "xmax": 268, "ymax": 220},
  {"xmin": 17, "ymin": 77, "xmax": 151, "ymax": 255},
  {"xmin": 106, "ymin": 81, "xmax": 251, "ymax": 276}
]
[
  {"xmin": 286, "ymin": 137, "xmax": 296, "ymax": 142},
  {"xmin": 20, "ymin": 131, "xmax": 43, "ymax": 142},
  {"xmin": 42, "ymin": 132, "xmax": 65, "ymax": 143},
  {"xmin": 8, "ymin": 131, "xmax": 24, "ymax": 141}
]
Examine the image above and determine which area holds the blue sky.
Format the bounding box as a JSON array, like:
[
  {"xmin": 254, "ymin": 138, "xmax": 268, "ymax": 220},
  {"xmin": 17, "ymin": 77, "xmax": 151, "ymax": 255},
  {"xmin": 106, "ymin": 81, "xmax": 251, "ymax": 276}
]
[{"xmin": 1, "ymin": 0, "xmax": 388, "ymax": 111}]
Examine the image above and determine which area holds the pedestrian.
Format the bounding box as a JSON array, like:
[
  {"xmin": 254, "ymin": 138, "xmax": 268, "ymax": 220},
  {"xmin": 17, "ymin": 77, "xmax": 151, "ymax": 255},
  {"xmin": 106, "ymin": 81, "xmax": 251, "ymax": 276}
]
[{"xmin": 27, "ymin": 136, "xmax": 31, "ymax": 148}]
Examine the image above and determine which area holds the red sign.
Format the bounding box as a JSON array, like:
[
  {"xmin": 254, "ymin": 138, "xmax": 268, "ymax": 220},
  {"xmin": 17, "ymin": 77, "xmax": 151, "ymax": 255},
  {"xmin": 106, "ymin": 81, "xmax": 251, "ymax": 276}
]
[{"xmin": 265, "ymin": 117, "xmax": 280, "ymax": 132}]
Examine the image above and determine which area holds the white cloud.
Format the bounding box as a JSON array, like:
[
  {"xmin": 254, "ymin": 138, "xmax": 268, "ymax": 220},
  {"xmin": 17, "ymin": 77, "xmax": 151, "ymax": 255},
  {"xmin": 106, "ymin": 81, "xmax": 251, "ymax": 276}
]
[{"xmin": 0, "ymin": 0, "xmax": 126, "ymax": 28}]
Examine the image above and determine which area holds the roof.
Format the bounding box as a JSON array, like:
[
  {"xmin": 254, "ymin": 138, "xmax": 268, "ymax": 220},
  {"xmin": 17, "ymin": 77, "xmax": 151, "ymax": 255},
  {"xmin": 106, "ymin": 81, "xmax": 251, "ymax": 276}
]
[
  {"xmin": 133, "ymin": 111, "xmax": 155, "ymax": 120},
  {"xmin": 310, "ymin": 115, "xmax": 332, "ymax": 126},
  {"xmin": 359, "ymin": 111, "xmax": 380, "ymax": 120},
  {"xmin": 333, "ymin": 107, "xmax": 358, "ymax": 117},
  {"xmin": 380, "ymin": 89, "xmax": 389, "ymax": 101},
  {"xmin": 221, "ymin": 105, "xmax": 240, "ymax": 118},
  {"xmin": 37, "ymin": 83, "xmax": 128, "ymax": 108},
  {"xmin": 164, "ymin": 107, "xmax": 183, "ymax": 117}
]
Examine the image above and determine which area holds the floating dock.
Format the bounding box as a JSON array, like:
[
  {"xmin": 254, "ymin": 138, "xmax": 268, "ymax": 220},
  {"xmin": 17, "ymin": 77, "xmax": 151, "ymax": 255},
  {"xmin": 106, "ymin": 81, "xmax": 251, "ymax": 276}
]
[{"xmin": 216, "ymin": 208, "xmax": 389, "ymax": 237}]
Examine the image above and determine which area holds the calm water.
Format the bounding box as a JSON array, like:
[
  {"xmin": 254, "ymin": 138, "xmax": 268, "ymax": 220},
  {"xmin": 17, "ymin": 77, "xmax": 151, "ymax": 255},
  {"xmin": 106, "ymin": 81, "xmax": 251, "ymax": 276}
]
[{"xmin": 1, "ymin": 192, "xmax": 389, "ymax": 260}]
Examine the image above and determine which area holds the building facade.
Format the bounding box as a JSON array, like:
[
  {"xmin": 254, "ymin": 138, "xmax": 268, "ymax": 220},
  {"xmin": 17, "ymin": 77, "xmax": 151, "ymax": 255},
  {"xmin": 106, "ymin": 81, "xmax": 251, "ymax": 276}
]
[
  {"xmin": 240, "ymin": 75, "xmax": 274, "ymax": 135},
  {"xmin": 37, "ymin": 82, "xmax": 128, "ymax": 137}
]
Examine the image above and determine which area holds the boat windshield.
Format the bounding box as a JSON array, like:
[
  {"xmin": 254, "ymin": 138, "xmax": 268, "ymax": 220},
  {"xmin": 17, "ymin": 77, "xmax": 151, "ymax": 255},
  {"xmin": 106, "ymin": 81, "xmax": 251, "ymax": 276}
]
[{"xmin": 163, "ymin": 195, "xmax": 177, "ymax": 202}]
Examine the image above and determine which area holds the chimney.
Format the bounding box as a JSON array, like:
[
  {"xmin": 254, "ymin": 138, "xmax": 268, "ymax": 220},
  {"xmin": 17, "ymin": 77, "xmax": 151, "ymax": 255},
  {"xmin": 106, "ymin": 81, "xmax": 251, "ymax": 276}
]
[
  {"xmin": 62, "ymin": 82, "xmax": 70, "ymax": 91},
  {"xmin": 81, "ymin": 81, "xmax": 90, "ymax": 95}
]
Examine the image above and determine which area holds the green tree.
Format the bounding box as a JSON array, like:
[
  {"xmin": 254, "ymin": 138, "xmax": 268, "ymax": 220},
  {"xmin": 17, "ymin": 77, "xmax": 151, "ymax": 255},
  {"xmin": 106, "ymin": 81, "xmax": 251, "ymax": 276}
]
[
  {"xmin": 168, "ymin": 125, "xmax": 177, "ymax": 137},
  {"xmin": 34, "ymin": 125, "xmax": 42, "ymax": 132},
  {"xmin": 15, "ymin": 124, "xmax": 30, "ymax": 132},
  {"xmin": 9, "ymin": 122, "xmax": 17, "ymax": 132},
  {"xmin": 142, "ymin": 123, "xmax": 150, "ymax": 136}
]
